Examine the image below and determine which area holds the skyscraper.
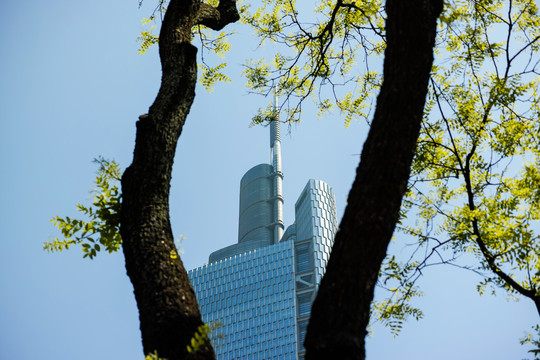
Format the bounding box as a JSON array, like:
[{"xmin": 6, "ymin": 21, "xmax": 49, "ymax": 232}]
[{"xmin": 188, "ymin": 94, "xmax": 338, "ymax": 359}]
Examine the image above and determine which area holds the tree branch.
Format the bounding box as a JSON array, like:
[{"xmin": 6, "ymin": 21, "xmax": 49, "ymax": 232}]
[
  {"xmin": 196, "ymin": 0, "xmax": 240, "ymax": 30},
  {"xmin": 462, "ymin": 142, "xmax": 537, "ymax": 301}
]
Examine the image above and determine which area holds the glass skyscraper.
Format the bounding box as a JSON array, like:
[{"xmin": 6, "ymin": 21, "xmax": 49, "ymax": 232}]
[{"xmin": 188, "ymin": 94, "xmax": 337, "ymax": 359}]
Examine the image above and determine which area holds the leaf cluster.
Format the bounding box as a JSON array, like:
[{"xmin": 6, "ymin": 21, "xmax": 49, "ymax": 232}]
[
  {"xmin": 144, "ymin": 350, "xmax": 165, "ymax": 360},
  {"xmin": 371, "ymin": 256, "xmax": 424, "ymax": 336},
  {"xmin": 45, "ymin": 158, "xmax": 122, "ymax": 259},
  {"xmin": 186, "ymin": 321, "xmax": 223, "ymax": 354},
  {"xmin": 137, "ymin": 17, "xmax": 159, "ymax": 55},
  {"xmin": 241, "ymin": 0, "xmax": 385, "ymax": 125},
  {"xmin": 187, "ymin": 323, "xmax": 211, "ymax": 353}
]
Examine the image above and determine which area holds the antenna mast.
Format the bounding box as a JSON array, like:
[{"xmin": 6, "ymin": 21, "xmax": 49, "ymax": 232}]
[{"xmin": 270, "ymin": 86, "xmax": 284, "ymax": 243}]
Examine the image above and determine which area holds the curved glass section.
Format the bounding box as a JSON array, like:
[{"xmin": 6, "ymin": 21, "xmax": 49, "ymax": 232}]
[{"xmin": 238, "ymin": 164, "xmax": 274, "ymax": 244}]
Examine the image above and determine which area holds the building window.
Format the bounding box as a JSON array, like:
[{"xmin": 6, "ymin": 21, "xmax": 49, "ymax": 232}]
[
  {"xmin": 297, "ymin": 293, "xmax": 312, "ymax": 316},
  {"xmin": 295, "ymin": 243, "xmax": 311, "ymax": 273}
]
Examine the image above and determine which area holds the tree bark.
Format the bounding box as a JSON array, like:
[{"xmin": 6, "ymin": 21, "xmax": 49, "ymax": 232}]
[
  {"xmin": 120, "ymin": 1, "xmax": 238, "ymax": 359},
  {"xmin": 304, "ymin": 1, "xmax": 443, "ymax": 359}
]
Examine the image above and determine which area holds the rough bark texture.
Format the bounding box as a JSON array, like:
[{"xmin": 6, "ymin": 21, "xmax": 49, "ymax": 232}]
[
  {"xmin": 304, "ymin": 1, "xmax": 443, "ymax": 359},
  {"xmin": 120, "ymin": 1, "xmax": 238, "ymax": 359}
]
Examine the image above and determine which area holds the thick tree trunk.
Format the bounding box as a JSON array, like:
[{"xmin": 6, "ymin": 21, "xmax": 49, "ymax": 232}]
[
  {"xmin": 304, "ymin": 1, "xmax": 443, "ymax": 359},
  {"xmin": 120, "ymin": 1, "xmax": 238, "ymax": 359},
  {"xmin": 120, "ymin": 32, "xmax": 210, "ymax": 360}
]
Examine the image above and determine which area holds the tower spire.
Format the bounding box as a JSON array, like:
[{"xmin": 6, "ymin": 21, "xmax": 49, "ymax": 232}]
[{"xmin": 270, "ymin": 85, "xmax": 284, "ymax": 243}]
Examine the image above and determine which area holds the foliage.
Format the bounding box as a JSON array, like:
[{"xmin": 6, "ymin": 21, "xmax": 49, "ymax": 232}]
[
  {"xmin": 414, "ymin": 0, "xmax": 539, "ymax": 289},
  {"xmin": 370, "ymin": 256, "xmax": 424, "ymax": 336},
  {"xmin": 137, "ymin": 17, "xmax": 159, "ymax": 55},
  {"xmin": 144, "ymin": 350, "xmax": 165, "ymax": 360},
  {"xmin": 241, "ymin": 0, "xmax": 385, "ymax": 125},
  {"xmin": 196, "ymin": 29, "xmax": 232, "ymax": 92},
  {"xmin": 186, "ymin": 322, "xmax": 223, "ymax": 354},
  {"xmin": 45, "ymin": 158, "xmax": 122, "ymax": 259},
  {"xmin": 186, "ymin": 323, "xmax": 211, "ymax": 353},
  {"xmin": 392, "ymin": 0, "xmax": 540, "ymax": 330}
]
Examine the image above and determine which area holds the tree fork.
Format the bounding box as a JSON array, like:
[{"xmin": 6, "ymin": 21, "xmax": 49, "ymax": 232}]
[
  {"xmin": 120, "ymin": 1, "xmax": 239, "ymax": 359},
  {"xmin": 304, "ymin": 1, "xmax": 443, "ymax": 359}
]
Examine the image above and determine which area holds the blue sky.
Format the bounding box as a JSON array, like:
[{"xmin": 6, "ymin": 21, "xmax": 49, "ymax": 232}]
[{"xmin": 0, "ymin": 0, "xmax": 536, "ymax": 359}]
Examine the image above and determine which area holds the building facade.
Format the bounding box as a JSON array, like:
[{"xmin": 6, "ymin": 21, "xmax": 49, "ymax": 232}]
[{"xmin": 188, "ymin": 94, "xmax": 338, "ymax": 359}]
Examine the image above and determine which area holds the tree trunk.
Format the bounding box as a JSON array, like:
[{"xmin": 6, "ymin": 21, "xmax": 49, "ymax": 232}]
[
  {"xmin": 120, "ymin": 1, "xmax": 238, "ymax": 359},
  {"xmin": 304, "ymin": 1, "xmax": 443, "ymax": 359}
]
